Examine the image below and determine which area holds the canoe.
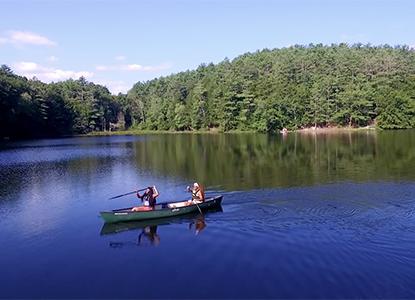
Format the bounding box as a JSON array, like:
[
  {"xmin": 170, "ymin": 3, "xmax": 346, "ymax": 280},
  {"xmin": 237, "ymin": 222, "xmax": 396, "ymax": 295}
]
[
  {"xmin": 100, "ymin": 195, "xmax": 223, "ymax": 223},
  {"xmin": 100, "ymin": 206, "xmax": 223, "ymax": 235}
]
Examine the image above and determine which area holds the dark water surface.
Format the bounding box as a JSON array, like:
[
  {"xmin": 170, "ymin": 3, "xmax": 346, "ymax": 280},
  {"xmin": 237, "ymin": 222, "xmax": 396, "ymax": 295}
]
[{"xmin": 1, "ymin": 131, "xmax": 415, "ymax": 298}]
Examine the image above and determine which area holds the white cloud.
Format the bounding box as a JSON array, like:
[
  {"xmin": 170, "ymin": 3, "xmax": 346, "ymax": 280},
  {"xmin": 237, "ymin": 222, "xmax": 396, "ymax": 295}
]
[
  {"xmin": 14, "ymin": 61, "xmax": 39, "ymax": 72},
  {"xmin": 124, "ymin": 64, "xmax": 142, "ymax": 71},
  {"xmin": 48, "ymin": 55, "xmax": 58, "ymax": 62},
  {"xmin": 13, "ymin": 61, "xmax": 93, "ymax": 82},
  {"xmin": 12, "ymin": 61, "xmax": 137, "ymax": 94},
  {"xmin": 0, "ymin": 30, "xmax": 56, "ymax": 46},
  {"xmin": 41, "ymin": 69, "xmax": 94, "ymax": 81},
  {"xmin": 95, "ymin": 63, "xmax": 172, "ymax": 72},
  {"xmin": 115, "ymin": 55, "xmax": 126, "ymax": 61},
  {"xmin": 96, "ymin": 65, "xmax": 110, "ymax": 71},
  {"xmin": 95, "ymin": 79, "xmax": 130, "ymax": 94},
  {"xmin": 141, "ymin": 64, "xmax": 171, "ymax": 72}
]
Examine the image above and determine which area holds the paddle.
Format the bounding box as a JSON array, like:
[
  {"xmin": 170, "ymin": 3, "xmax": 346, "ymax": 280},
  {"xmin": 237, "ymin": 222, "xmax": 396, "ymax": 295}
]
[
  {"xmin": 109, "ymin": 188, "xmax": 148, "ymax": 200},
  {"xmin": 193, "ymin": 199, "xmax": 203, "ymax": 215}
]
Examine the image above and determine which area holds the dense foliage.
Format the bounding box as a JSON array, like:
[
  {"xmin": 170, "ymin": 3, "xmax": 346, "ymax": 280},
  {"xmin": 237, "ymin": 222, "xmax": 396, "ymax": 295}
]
[
  {"xmin": 0, "ymin": 65, "xmax": 119, "ymax": 138},
  {"xmin": 126, "ymin": 44, "xmax": 415, "ymax": 132},
  {"xmin": 1, "ymin": 44, "xmax": 414, "ymax": 138}
]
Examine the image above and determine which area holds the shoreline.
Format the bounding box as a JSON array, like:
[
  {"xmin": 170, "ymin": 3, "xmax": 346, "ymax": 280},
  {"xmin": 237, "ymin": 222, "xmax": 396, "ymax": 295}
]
[
  {"xmin": 84, "ymin": 126, "xmax": 380, "ymax": 137},
  {"xmin": 2, "ymin": 126, "xmax": 401, "ymax": 141},
  {"xmin": 292, "ymin": 125, "xmax": 378, "ymax": 134}
]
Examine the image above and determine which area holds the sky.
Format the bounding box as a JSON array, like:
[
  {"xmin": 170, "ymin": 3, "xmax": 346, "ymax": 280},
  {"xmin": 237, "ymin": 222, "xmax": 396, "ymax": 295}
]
[{"xmin": 1, "ymin": 0, "xmax": 414, "ymax": 94}]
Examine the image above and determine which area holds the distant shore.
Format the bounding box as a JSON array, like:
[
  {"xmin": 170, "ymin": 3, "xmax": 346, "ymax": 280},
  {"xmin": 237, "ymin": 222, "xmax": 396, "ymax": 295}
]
[
  {"xmin": 293, "ymin": 125, "xmax": 378, "ymax": 134},
  {"xmin": 84, "ymin": 129, "xmax": 225, "ymax": 136},
  {"xmin": 85, "ymin": 125, "xmax": 380, "ymax": 137}
]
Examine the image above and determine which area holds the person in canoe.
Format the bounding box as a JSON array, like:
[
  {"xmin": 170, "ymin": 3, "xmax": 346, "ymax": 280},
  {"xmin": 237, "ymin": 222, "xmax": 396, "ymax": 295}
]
[
  {"xmin": 132, "ymin": 186, "xmax": 159, "ymax": 211},
  {"xmin": 187, "ymin": 182, "xmax": 205, "ymax": 202}
]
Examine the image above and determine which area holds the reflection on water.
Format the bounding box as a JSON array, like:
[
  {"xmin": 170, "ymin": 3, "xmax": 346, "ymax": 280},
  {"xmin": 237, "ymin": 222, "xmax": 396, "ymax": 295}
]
[
  {"xmin": 1, "ymin": 131, "xmax": 414, "ymax": 199},
  {"xmin": 130, "ymin": 131, "xmax": 415, "ymax": 189},
  {"xmin": 189, "ymin": 215, "xmax": 206, "ymax": 235},
  {"xmin": 1, "ymin": 132, "xmax": 415, "ymax": 298},
  {"xmin": 138, "ymin": 226, "xmax": 160, "ymax": 246},
  {"xmin": 108, "ymin": 225, "xmax": 161, "ymax": 248},
  {"xmin": 101, "ymin": 208, "xmax": 221, "ymax": 247}
]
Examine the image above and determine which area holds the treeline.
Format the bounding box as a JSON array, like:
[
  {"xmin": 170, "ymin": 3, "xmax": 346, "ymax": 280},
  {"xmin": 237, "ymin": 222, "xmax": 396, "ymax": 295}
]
[
  {"xmin": 125, "ymin": 44, "xmax": 415, "ymax": 131},
  {"xmin": 0, "ymin": 65, "xmax": 119, "ymax": 138},
  {"xmin": 1, "ymin": 44, "xmax": 415, "ymax": 138}
]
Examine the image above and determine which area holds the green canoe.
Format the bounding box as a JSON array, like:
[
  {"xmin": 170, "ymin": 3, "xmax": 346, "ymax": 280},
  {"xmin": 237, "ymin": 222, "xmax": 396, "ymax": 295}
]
[
  {"xmin": 100, "ymin": 195, "xmax": 223, "ymax": 223},
  {"xmin": 100, "ymin": 206, "xmax": 222, "ymax": 235}
]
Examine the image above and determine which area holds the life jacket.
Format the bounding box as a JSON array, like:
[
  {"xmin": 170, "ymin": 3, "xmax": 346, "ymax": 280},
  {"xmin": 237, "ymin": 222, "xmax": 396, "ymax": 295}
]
[
  {"xmin": 141, "ymin": 189, "xmax": 156, "ymax": 207},
  {"xmin": 192, "ymin": 184, "xmax": 205, "ymax": 201}
]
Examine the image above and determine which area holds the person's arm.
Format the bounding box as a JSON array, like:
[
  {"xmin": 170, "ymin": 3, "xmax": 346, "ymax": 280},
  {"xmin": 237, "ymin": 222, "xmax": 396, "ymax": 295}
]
[
  {"xmin": 152, "ymin": 186, "xmax": 159, "ymax": 198},
  {"xmin": 137, "ymin": 191, "xmax": 143, "ymax": 200},
  {"xmin": 196, "ymin": 190, "xmax": 203, "ymax": 201},
  {"xmin": 199, "ymin": 185, "xmax": 205, "ymax": 201}
]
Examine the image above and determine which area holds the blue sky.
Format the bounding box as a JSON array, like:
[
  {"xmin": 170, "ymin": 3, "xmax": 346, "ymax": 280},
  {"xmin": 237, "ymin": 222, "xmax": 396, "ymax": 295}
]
[{"xmin": 1, "ymin": 0, "xmax": 414, "ymax": 94}]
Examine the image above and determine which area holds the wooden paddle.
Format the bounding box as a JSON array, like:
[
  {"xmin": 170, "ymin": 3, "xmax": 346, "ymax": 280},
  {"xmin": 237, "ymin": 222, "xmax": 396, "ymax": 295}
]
[
  {"xmin": 193, "ymin": 199, "xmax": 203, "ymax": 215},
  {"xmin": 109, "ymin": 188, "xmax": 148, "ymax": 200}
]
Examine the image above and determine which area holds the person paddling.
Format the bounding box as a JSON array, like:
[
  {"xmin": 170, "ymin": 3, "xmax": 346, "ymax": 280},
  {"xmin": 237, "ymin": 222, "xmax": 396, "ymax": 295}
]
[
  {"xmin": 187, "ymin": 182, "xmax": 205, "ymax": 202},
  {"xmin": 132, "ymin": 186, "xmax": 159, "ymax": 211}
]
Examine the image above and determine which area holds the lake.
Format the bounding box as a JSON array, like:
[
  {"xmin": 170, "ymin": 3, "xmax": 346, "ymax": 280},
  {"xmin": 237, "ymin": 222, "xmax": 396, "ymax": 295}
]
[{"xmin": 1, "ymin": 131, "xmax": 415, "ymax": 298}]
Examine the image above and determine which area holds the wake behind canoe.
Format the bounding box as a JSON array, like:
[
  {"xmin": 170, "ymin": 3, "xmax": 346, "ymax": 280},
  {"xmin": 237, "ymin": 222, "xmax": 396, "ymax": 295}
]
[{"xmin": 100, "ymin": 195, "xmax": 223, "ymax": 223}]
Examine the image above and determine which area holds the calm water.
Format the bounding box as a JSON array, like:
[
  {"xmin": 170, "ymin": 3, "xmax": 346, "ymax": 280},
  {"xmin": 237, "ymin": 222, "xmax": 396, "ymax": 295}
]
[{"xmin": 1, "ymin": 131, "xmax": 415, "ymax": 298}]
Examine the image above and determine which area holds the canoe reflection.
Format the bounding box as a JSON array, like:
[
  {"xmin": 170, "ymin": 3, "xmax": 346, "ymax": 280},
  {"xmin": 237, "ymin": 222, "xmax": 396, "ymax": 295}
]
[{"xmin": 101, "ymin": 207, "xmax": 222, "ymax": 247}]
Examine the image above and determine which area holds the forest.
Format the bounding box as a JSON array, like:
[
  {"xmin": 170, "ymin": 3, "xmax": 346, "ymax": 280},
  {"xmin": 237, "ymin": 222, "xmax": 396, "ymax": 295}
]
[{"xmin": 1, "ymin": 44, "xmax": 414, "ymax": 138}]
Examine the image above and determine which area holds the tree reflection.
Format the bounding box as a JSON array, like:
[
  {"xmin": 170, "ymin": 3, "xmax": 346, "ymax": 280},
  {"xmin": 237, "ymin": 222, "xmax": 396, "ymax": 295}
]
[{"xmin": 130, "ymin": 131, "xmax": 415, "ymax": 189}]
